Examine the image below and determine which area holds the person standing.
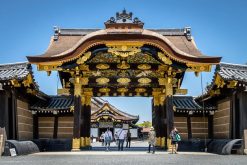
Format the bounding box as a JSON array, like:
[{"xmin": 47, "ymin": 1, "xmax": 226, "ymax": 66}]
[
  {"xmin": 114, "ymin": 131, "xmax": 119, "ymax": 146},
  {"xmin": 126, "ymin": 129, "xmax": 131, "ymax": 148},
  {"xmin": 147, "ymin": 127, "xmax": 156, "ymax": 154},
  {"xmin": 170, "ymin": 127, "xmax": 181, "ymax": 154},
  {"xmin": 104, "ymin": 128, "xmax": 113, "ymax": 151},
  {"xmin": 117, "ymin": 128, "xmax": 126, "ymax": 151},
  {"xmin": 100, "ymin": 132, "xmax": 105, "ymax": 146}
]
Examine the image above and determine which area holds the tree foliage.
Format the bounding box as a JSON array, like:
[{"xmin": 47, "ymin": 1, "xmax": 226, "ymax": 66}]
[{"xmin": 137, "ymin": 121, "xmax": 152, "ymax": 128}]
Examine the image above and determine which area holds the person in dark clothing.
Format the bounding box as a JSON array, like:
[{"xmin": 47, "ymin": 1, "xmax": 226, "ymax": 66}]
[
  {"xmin": 169, "ymin": 127, "xmax": 181, "ymax": 154},
  {"xmin": 126, "ymin": 130, "xmax": 131, "ymax": 148}
]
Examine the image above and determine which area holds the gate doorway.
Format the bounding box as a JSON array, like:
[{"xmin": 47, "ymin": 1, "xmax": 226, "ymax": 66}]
[{"xmin": 27, "ymin": 10, "xmax": 221, "ymax": 151}]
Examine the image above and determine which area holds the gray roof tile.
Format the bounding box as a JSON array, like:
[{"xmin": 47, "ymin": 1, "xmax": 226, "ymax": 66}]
[{"xmin": 0, "ymin": 62, "xmax": 31, "ymax": 81}]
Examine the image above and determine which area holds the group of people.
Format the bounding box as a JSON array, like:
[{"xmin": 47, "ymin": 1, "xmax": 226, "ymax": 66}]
[
  {"xmin": 100, "ymin": 128, "xmax": 132, "ymax": 151},
  {"xmin": 147, "ymin": 126, "xmax": 181, "ymax": 154},
  {"xmin": 99, "ymin": 126, "xmax": 181, "ymax": 154}
]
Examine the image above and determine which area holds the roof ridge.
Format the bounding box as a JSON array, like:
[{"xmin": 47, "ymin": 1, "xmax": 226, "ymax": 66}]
[
  {"xmin": 0, "ymin": 61, "xmax": 29, "ymax": 68},
  {"xmin": 220, "ymin": 62, "xmax": 247, "ymax": 67}
]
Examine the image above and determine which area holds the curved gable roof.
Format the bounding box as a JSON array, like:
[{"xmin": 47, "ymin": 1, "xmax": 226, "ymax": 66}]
[{"xmin": 27, "ymin": 28, "xmax": 221, "ymax": 64}]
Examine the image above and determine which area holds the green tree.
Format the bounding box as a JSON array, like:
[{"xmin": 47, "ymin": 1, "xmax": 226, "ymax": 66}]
[{"xmin": 137, "ymin": 121, "xmax": 152, "ymax": 128}]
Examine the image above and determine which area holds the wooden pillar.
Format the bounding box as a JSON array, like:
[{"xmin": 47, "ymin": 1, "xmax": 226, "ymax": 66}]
[
  {"xmin": 33, "ymin": 113, "xmax": 39, "ymax": 139},
  {"xmin": 72, "ymin": 76, "xmax": 82, "ymax": 151},
  {"xmin": 208, "ymin": 115, "xmax": 213, "ymax": 139},
  {"xmin": 166, "ymin": 96, "xmax": 174, "ymax": 148},
  {"xmin": 187, "ymin": 116, "xmax": 192, "ymax": 139},
  {"xmin": 165, "ymin": 78, "xmax": 173, "ymax": 149},
  {"xmin": 0, "ymin": 91, "xmax": 8, "ymax": 129},
  {"xmin": 10, "ymin": 89, "xmax": 17, "ymax": 140},
  {"xmin": 152, "ymin": 89, "xmax": 161, "ymax": 147},
  {"xmin": 152, "ymin": 88, "xmax": 166, "ymax": 148},
  {"xmin": 80, "ymin": 88, "xmax": 92, "ymax": 148},
  {"xmin": 239, "ymin": 92, "xmax": 247, "ymax": 138},
  {"xmin": 160, "ymin": 102, "xmax": 166, "ymax": 148},
  {"xmin": 53, "ymin": 116, "xmax": 58, "ymax": 139}
]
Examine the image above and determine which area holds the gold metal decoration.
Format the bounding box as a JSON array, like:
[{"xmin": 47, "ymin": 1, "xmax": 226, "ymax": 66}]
[
  {"xmin": 96, "ymin": 64, "xmax": 110, "ymax": 70},
  {"xmin": 79, "ymin": 64, "xmax": 89, "ymax": 71},
  {"xmin": 135, "ymin": 88, "xmax": 146, "ymax": 96},
  {"xmin": 37, "ymin": 63, "xmax": 62, "ymax": 71},
  {"xmin": 175, "ymin": 89, "xmax": 188, "ymax": 95},
  {"xmin": 137, "ymin": 64, "xmax": 151, "ymax": 70},
  {"xmin": 161, "ymin": 137, "xmax": 165, "ymax": 148},
  {"xmin": 22, "ymin": 74, "xmax": 33, "ymax": 87},
  {"xmin": 117, "ymin": 78, "xmax": 131, "ymax": 84},
  {"xmin": 138, "ymin": 78, "xmax": 151, "ymax": 84},
  {"xmin": 152, "ymin": 88, "xmax": 162, "ymax": 106},
  {"xmin": 166, "ymin": 83, "xmax": 173, "ymax": 96},
  {"xmin": 158, "ymin": 65, "xmax": 169, "ymax": 72},
  {"xmin": 167, "ymin": 138, "xmax": 172, "ymax": 152},
  {"xmin": 80, "ymin": 137, "xmax": 85, "ymax": 147},
  {"xmin": 158, "ymin": 52, "xmax": 172, "ymax": 65},
  {"xmin": 214, "ymin": 74, "xmax": 225, "ymax": 88},
  {"xmin": 85, "ymin": 137, "xmax": 91, "ymax": 146},
  {"xmin": 80, "ymin": 77, "xmax": 89, "ymax": 85},
  {"xmin": 74, "ymin": 77, "xmax": 82, "ymax": 96},
  {"xmin": 106, "ymin": 42, "xmax": 143, "ymax": 58},
  {"xmin": 135, "ymin": 88, "xmax": 146, "ymax": 93},
  {"xmin": 117, "ymin": 88, "xmax": 128, "ymax": 96},
  {"xmin": 187, "ymin": 63, "xmax": 212, "ymax": 72},
  {"xmin": 96, "ymin": 77, "xmax": 110, "ymax": 85},
  {"xmin": 72, "ymin": 138, "xmax": 80, "ymax": 150},
  {"xmin": 117, "ymin": 61, "xmax": 130, "ymax": 69},
  {"xmin": 26, "ymin": 88, "xmax": 37, "ymax": 95},
  {"xmin": 57, "ymin": 88, "xmax": 70, "ymax": 95},
  {"xmin": 158, "ymin": 78, "xmax": 166, "ymax": 86},
  {"xmin": 209, "ymin": 89, "xmax": 221, "ymax": 96},
  {"xmin": 227, "ymin": 80, "xmax": 238, "ymax": 88},
  {"xmin": 76, "ymin": 52, "xmax": 91, "ymax": 64},
  {"xmin": 82, "ymin": 88, "xmax": 93, "ymax": 106},
  {"xmin": 156, "ymin": 137, "xmax": 161, "ymax": 147},
  {"xmin": 70, "ymin": 106, "xmax": 74, "ymax": 112},
  {"xmin": 99, "ymin": 88, "xmax": 110, "ymax": 95},
  {"xmin": 10, "ymin": 79, "xmax": 21, "ymax": 87}
]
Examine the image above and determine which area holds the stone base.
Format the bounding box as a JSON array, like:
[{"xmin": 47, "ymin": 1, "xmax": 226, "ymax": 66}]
[{"xmin": 244, "ymin": 149, "xmax": 247, "ymax": 155}]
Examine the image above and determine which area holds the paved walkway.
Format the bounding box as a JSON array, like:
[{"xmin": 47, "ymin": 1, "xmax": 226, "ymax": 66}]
[
  {"xmin": 33, "ymin": 151, "xmax": 216, "ymax": 156},
  {"xmin": 1, "ymin": 152, "xmax": 247, "ymax": 165}
]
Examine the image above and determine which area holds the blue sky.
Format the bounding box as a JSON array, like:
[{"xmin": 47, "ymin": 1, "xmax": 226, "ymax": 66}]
[{"xmin": 0, "ymin": 0, "xmax": 247, "ymax": 123}]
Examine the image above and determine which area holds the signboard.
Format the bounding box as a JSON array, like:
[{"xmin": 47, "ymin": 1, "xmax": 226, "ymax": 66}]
[
  {"xmin": 90, "ymin": 128, "xmax": 98, "ymax": 138},
  {"xmin": 130, "ymin": 129, "xmax": 138, "ymax": 138},
  {"xmin": 10, "ymin": 148, "xmax": 17, "ymax": 157},
  {"xmin": 122, "ymin": 124, "xmax": 129, "ymax": 129},
  {"xmin": 99, "ymin": 122, "xmax": 113, "ymax": 128}
]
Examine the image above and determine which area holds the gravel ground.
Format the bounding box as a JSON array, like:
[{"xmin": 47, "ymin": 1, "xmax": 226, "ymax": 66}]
[{"xmin": 1, "ymin": 152, "xmax": 247, "ymax": 165}]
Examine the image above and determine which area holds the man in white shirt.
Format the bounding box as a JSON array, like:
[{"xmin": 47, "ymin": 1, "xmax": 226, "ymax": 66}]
[
  {"xmin": 117, "ymin": 128, "xmax": 126, "ymax": 151},
  {"xmin": 104, "ymin": 128, "xmax": 113, "ymax": 151}
]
